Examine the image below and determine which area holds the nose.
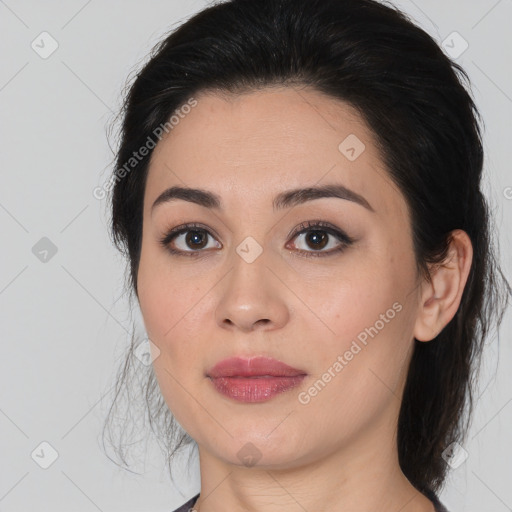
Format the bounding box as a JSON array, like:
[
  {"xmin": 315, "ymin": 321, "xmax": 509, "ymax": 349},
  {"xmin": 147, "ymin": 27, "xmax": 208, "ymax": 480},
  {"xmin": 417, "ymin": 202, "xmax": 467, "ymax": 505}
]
[{"xmin": 215, "ymin": 250, "xmax": 290, "ymax": 334}]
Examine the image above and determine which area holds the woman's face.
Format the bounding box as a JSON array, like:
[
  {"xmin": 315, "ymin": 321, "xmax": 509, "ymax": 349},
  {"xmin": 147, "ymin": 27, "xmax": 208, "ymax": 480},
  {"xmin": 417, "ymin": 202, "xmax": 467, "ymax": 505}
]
[{"xmin": 137, "ymin": 86, "xmax": 424, "ymax": 468}]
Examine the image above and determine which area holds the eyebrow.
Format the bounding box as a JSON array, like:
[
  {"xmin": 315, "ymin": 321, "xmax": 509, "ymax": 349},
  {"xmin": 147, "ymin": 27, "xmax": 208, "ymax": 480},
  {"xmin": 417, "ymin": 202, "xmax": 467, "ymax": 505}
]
[{"xmin": 151, "ymin": 183, "xmax": 374, "ymax": 214}]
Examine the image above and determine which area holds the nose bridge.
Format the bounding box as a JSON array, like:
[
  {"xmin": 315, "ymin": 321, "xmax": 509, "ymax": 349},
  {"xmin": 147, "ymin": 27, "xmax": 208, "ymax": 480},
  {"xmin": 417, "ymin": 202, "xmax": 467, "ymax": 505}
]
[
  {"xmin": 224, "ymin": 204, "xmax": 273, "ymax": 282},
  {"xmin": 228, "ymin": 236, "xmax": 272, "ymax": 301},
  {"xmin": 215, "ymin": 235, "xmax": 289, "ymax": 332}
]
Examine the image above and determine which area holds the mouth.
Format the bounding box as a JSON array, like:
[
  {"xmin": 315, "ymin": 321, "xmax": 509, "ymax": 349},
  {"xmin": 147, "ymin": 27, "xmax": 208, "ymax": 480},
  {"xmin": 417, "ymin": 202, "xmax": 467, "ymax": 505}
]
[{"xmin": 206, "ymin": 356, "xmax": 307, "ymax": 403}]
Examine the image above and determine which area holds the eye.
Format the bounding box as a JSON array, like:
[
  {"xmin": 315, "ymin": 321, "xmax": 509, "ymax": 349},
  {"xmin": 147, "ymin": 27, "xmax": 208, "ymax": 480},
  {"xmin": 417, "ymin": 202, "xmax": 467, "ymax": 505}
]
[
  {"xmin": 286, "ymin": 220, "xmax": 354, "ymax": 258},
  {"xmin": 159, "ymin": 222, "xmax": 221, "ymax": 257},
  {"xmin": 159, "ymin": 220, "xmax": 354, "ymax": 258}
]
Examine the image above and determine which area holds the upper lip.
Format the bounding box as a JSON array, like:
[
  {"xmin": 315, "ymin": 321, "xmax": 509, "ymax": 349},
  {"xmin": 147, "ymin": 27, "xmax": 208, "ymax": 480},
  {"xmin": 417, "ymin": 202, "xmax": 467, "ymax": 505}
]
[{"xmin": 207, "ymin": 356, "xmax": 307, "ymax": 378}]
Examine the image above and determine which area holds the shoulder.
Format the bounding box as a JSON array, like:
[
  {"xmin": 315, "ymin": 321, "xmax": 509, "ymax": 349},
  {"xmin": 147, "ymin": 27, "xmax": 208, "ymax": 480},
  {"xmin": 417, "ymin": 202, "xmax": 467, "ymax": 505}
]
[{"xmin": 171, "ymin": 493, "xmax": 200, "ymax": 512}]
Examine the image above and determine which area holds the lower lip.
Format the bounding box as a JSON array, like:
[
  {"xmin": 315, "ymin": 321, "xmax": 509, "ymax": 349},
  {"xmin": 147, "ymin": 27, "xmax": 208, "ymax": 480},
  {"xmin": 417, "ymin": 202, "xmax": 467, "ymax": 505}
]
[{"xmin": 208, "ymin": 375, "xmax": 306, "ymax": 403}]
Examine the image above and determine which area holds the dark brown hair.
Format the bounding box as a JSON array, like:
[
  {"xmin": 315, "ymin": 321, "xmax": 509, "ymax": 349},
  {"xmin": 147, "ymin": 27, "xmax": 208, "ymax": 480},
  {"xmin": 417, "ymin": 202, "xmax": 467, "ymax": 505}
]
[{"xmin": 102, "ymin": 0, "xmax": 510, "ymax": 495}]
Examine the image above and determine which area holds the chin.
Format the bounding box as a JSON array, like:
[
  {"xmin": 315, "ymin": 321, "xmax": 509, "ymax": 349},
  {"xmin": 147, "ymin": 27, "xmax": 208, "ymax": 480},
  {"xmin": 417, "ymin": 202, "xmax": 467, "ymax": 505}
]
[{"xmin": 214, "ymin": 431, "xmax": 310, "ymax": 469}]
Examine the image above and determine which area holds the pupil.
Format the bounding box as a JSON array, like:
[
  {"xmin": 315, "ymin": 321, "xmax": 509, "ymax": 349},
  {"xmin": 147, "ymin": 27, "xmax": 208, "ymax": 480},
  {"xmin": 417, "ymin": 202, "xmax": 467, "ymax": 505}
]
[
  {"xmin": 307, "ymin": 230, "xmax": 327, "ymax": 250},
  {"xmin": 186, "ymin": 230, "xmax": 207, "ymax": 249}
]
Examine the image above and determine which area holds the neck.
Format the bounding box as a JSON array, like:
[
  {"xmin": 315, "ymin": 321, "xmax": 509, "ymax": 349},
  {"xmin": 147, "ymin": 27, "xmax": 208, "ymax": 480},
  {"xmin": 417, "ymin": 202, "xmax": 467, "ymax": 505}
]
[{"xmin": 192, "ymin": 418, "xmax": 435, "ymax": 512}]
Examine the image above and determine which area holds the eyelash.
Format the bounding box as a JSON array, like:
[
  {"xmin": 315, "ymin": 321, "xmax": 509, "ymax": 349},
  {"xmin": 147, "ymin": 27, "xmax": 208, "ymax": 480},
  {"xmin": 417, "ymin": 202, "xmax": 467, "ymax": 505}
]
[{"xmin": 158, "ymin": 220, "xmax": 355, "ymax": 259}]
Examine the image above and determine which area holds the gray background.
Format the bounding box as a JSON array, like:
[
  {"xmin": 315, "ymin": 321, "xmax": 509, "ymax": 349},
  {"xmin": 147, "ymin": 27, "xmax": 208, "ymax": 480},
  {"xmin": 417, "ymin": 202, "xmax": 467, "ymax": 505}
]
[{"xmin": 0, "ymin": 1, "xmax": 511, "ymax": 511}]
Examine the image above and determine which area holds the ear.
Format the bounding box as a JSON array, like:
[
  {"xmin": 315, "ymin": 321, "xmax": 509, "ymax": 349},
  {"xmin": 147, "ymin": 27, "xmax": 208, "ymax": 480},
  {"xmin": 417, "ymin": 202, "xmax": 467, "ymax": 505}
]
[{"xmin": 414, "ymin": 229, "xmax": 473, "ymax": 342}]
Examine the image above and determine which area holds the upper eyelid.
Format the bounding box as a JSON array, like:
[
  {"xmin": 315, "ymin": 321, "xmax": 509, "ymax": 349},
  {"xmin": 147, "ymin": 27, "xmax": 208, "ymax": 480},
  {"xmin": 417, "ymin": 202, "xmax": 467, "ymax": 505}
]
[
  {"xmin": 162, "ymin": 221, "xmax": 352, "ymax": 247},
  {"xmin": 164, "ymin": 222, "xmax": 219, "ymax": 241},
  {"xmin": 289, "ymin": 220, "xmax": 351, "ymax": 238},
  {"xmin": 166, "ymin": 221, "xmax": 345, "ymax": 237}
]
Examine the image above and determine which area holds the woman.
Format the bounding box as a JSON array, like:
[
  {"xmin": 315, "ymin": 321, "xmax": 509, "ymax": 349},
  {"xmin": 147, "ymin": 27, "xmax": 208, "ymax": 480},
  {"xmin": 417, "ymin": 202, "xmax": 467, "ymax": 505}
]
[{"xmin": 102, "ymin": 0, "xmax": 510, "ymax": 510}]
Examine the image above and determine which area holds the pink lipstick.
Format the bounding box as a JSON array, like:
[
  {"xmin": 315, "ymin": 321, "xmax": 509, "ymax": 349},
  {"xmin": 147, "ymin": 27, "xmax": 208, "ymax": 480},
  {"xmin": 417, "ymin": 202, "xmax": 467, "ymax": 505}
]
[{"xmin": 207, "ymin": 356, "xmax": 307, "ymax": 403}]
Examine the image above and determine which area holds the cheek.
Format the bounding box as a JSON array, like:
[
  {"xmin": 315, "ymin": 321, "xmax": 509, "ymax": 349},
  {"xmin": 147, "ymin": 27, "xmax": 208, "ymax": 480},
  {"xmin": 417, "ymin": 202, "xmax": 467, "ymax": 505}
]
[
  {"xmin": 296, "ymin": 243, "xmax": 417, "ymax": 396},
  {"xmin": 295, "ymin": 288, "xmax": 413, "ymax": 436},
  {"xmin": 137, "ymin": 252, "xmax": 208, "ymax": 424},
  {"xmin": 137, "ymin": 245, "xmax": 218, "ymax": 375},
  {"xmin": 137, "ymin": 245, "xmax": 187, "ymax": 348},
  {"xmin": 308, "ymin": 281, "xmax": 408, "ymax": 379}
]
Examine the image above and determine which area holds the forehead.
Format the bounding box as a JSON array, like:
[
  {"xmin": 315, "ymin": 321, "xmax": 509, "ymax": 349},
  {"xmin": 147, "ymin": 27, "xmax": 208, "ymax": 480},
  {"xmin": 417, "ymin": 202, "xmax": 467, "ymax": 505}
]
[{"xmin": 145, "ymin": 87, "xmax": 405, "ymax": 217}]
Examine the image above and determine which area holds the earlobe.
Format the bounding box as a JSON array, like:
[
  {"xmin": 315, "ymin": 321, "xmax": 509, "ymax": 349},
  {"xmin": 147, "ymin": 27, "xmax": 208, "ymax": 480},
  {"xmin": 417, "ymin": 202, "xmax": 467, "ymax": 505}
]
[
  {"xmin": 413, "ymin": 229, "xmax": 473, "ymax": 342},
  {"xmin": 414, "ymin": 279, "xmax": 441, "ymax": 342}
]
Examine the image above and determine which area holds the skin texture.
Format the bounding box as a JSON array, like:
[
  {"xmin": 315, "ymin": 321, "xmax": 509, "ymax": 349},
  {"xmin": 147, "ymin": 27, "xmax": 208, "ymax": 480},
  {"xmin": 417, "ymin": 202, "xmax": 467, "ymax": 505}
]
[{"xmin": 137, "ymin": 86, "xmax": 473, "ymax": 512}]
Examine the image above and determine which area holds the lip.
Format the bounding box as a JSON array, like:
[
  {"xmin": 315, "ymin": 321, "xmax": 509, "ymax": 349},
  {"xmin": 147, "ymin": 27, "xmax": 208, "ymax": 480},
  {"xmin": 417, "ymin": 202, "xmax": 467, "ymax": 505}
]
[
  {"xmin": 207, "ymin": 356, "xmax": 306, "ymax": 378},
  {"xmin": 207, "ymin": 356, "xmax": 307, "ymax": 403}
]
